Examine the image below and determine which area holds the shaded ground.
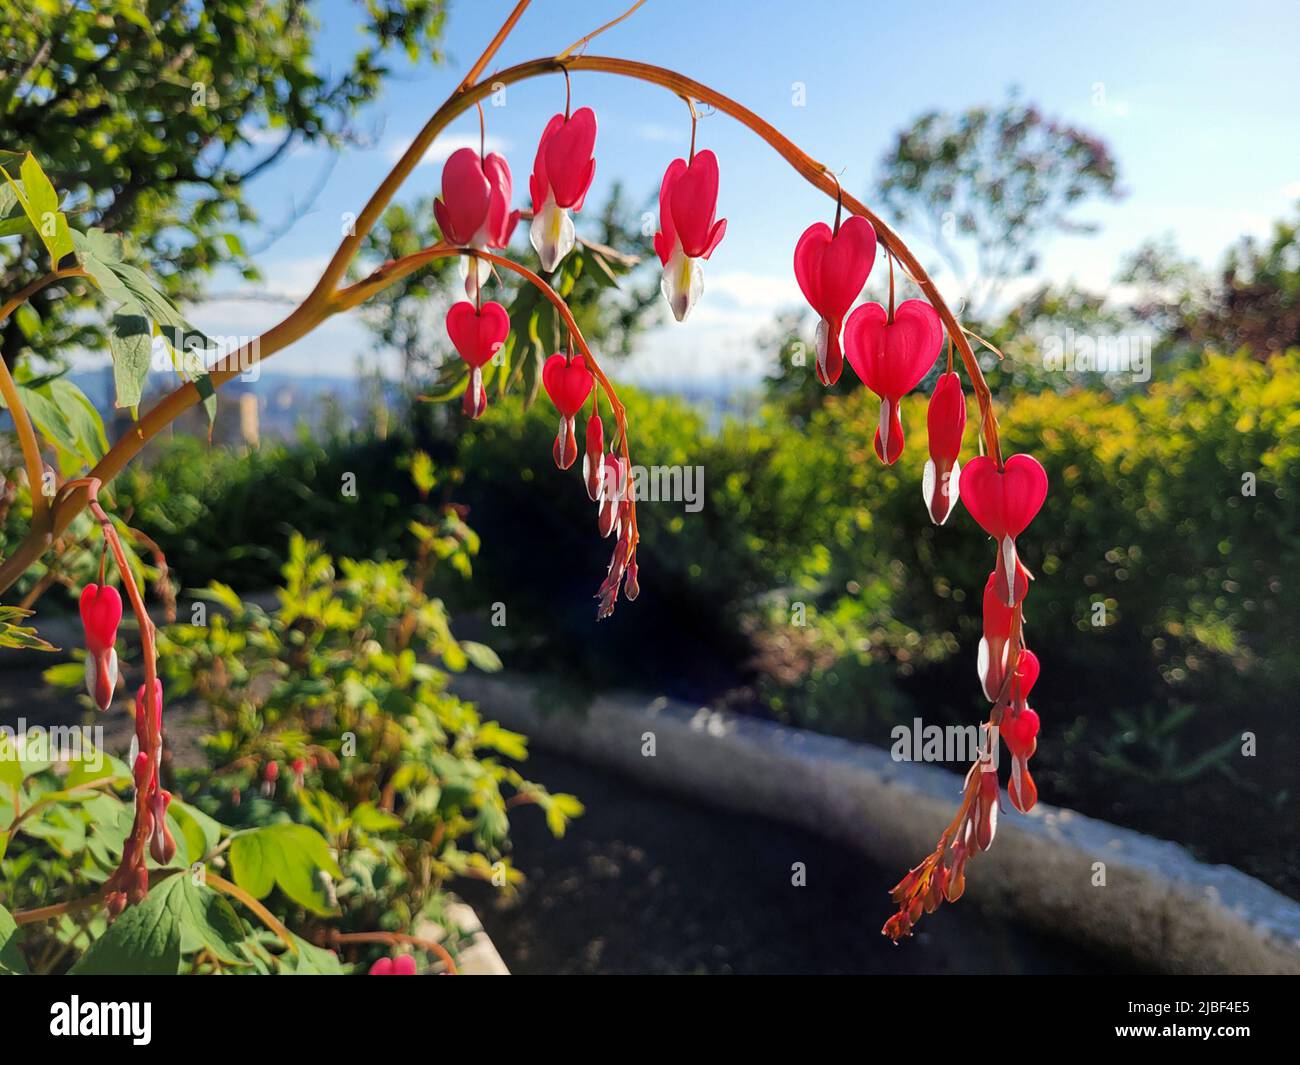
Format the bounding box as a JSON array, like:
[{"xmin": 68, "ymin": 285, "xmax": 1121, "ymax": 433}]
[{"xmin": 460, "ymin": 747, "xmax": 1127, "ymax": 975}]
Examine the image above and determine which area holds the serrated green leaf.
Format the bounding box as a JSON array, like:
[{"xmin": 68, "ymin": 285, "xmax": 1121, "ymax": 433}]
[
  {"xmin": 68, "ymin": 876, "xmax": 183, "ymax": 975},
  {"xmin": 174, "ymin": 878, "xmax": 246, "ymax": 963},
  {"xmin": 280, "ymin": 932, "xmax": 343, "ymax": 974}
]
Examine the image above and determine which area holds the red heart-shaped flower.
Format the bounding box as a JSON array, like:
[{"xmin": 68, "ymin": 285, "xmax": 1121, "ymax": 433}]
[
  {"xmin": 1002, "ymin": 708, "xmax": 1040, "ymax": 758},
  {"xmin": 1013, "ymin": 648, "xmax": 1040, "ymax": 701},
  {"xmin": 446, "ymin": 301, "xmax": 509, "ymax": 369},
  {"xmin": 959, "ymin": 454, "xmax": 1048, "ymax": 541},
  {"xmin": 541, "ymin": 107, "xmax": 597, "ymax": 210},
  {"xmin": 793, "ymin": 215, "xmax": 877, "ymax": 323},
  {"xmin": 542, "ymin": 352, "xmax": 594, "ymax": 417},
  {"xmin": 843, "ymin": 298, "xmax": 943, "ymax": 400},
  {"xmin": 79, "ymin": 584, "xmax": 123, "ymax": 655}
]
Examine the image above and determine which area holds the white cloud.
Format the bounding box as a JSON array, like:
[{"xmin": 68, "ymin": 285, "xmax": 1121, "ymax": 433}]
[
  {"xmin": 386, "ymin": 133, "xmax": 510, "ymax": 168},
  {"xmin": 703, "ymin": 270, "xmax": 802, "ymax": 311}
]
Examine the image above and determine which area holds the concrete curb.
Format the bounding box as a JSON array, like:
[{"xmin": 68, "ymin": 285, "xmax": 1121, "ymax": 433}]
[
  {"xmin": 417, "ymin": 901, "xmax": 510, "ymax": 976},
  {"xmin": 453, "ymin": 673, "xmax": 1300, "ymax": 975}
]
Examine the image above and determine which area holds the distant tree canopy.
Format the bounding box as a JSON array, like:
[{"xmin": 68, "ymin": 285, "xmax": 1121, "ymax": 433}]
[
  {"xmin": 0, "ymin": 0, "xmax": 449, "ymax": 366},
  {"xmin": 874, "ymin": 91, "xmax": 1121, "ymax": 315},
  {"xmin": 1122, "ymin": 212, "xmax": 1300, "ymax": 360}
]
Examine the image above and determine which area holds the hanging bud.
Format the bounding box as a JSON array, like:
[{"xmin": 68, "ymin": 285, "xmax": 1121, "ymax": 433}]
[
  {"xmin": 973, "ymin": 766, "xmax": 999, "ymax": 852},
  {"xmin": 261, "ymin": 759, "xmax": 279, "ymax": 798},
  {"xmin": 553, "ymin": 414, "xmax": 579, "ymax": 470},
  {"xmin": 922, "ymin": 371, "xmax": 966, "ymax": 524},
  {"xmin": 292, "ymin": 757, "xmax": 307, "ymax": 790},
  {"xmin": 462, "ymin": 365, "xmax": 488, "ymax": 420},
  {"xmin": 623, "ymin": 558, "xmax": 640, "ymax": 601},
  {"xmin": 149, "ymin": 790, "xmax": 176, "ymax": 864},
  {"xmin": 582, "ymin": 414, "xmax": 605, "ymax": 501}
]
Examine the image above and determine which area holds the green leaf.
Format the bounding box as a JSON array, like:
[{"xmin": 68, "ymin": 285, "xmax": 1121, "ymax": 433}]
[
  {"xmin": 0, "ymin": 607, "xmax": 56, "ymax": 653},
  {"xmin": 108, "ymin": 314, "xmax": 154, "ymax": 409},
  {"xmin": 229, "ymin": 823, "xmax": 341, "ymax": 917},
  {"xmin": 13, "ymin": 302, "xmax": 39, "ymax": 339},
  {"xmin": 41, "ymin": 661, "xmax": 85, "ymax": 687},
  {"xmin": 0, "ymin": 904, "xmax": 28, "ymax": 975},
  {"xmin": 169, "ymin": 800, "xmax": 222, "ymax": 862},
  {"xmin": 351, "ymin": 802, "xmax": 403, "ymax": 834},
  {"xmin": 478, "ymin": 721, "xmax": 528, "ymax": 760},
  {"xmin": 280, "ymin": 932, "xmax": 343, "ymax": 974},
  {"xmin": 68, "ymin": 877, "xmax": 184, "ymax": 975},
  {"xmin": 0, "ymin": 732, "xmax": 26, "ymax": 788},
  {"xmin": 460, "ymin": 640, "xmax": 502, "ymax": 673},
  {"xmin": 174, "ymin": 878, "xmax": 246, "ymax": 963},
  {"xmin": 0, "ymin": 154, "xmax": 73, "ymax": 267}
]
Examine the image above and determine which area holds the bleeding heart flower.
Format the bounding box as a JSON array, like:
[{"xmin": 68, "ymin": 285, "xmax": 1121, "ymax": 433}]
[
  {"xmin": 597, "ymin": 518, "xmax": 633, "ymax": 620},
  {"xmin": 529, "ymin": 107, "xmax": 597, "ymax": 272},
  {"xmin": 1001, "ymin": 648, "xmax": 1041, "ymax": 813},
  {"xmin": 261, "ymin": 759, "xmax": 278, "ymax": 798},
  {"xmin": 542, "ymin": 353, "xmax": 594, "ymax": 470},
  {"xmin": 922, "ymin": 372, "xmax": 967, "ymax": 525},
  {"xmin": 1002, "ymin": 705, "xmax": 1040, "ymax": 761},
  {"xmin": 653, "ymin": 150, "xmax": 727, "ymax": 322},
  {"xmin": 959, "ymin": 453, "xmax": 1048, "ymax": 607},
  {"xmin": 292, "ymin": 757, "xmax": 307, "ymax": 790},
  {"xmin": 843, "ymin": 299, "xmax": 944, "ymax": 464},
  {"xmin": 793, "ymin": 215, "xmax": 877, "ymax": 386},
  {"xmin": 582, "ymin": 414, "xmax": 605, "ymax": 501},
  {"xmin": 973, "ymin": 765, "xmax": 999, "ymax": 852},
  {"xmin": 446, "ymin": 300, "xmax": 509, "ymax": 421},
  {"xmin": 623, "ymin": 558, "xmax": 640, "ymax": 602},
  {"xmin": 1007, "ymin": 754, "xmax": 1038, "ymax": 814},
  {"xmin": 596, "ymin": 452, "xmax": 626, "ymax": 538},
  {"xmin": 977, "ymin": 571, "xmax": 1016, "ymax": 703},
  {"xmin": 80, "ymin": 584, "xmax": 122, "ymax": 711},
  {"xmin": 369, "ymin": 955, "xmax": 417, "ymax": 976},
  {"xmin": 149, "ymin": 788, "xmax": 176, "ymax": 864},
  {"xmin": 433, "ymin": 147, "xmax": 520, "ymax": 298}
]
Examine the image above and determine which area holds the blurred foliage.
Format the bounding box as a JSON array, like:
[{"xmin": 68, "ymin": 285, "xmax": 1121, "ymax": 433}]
[{"xmin": 1, "ymin": 0, "xmax": 448, "ymax": 368}]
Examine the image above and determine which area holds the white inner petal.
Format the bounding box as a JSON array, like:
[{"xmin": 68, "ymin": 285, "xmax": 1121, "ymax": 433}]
[
  {"xmin": 530, "ymin": 199, "xmax": 575, "ymax": 273},
  {"xmin": 661, "ymin": 245, "xmax": 702, "ymax": 322},
  {"xmin": 1001, "ymin": 534, "xmax": 1018, "ymax": 605}
]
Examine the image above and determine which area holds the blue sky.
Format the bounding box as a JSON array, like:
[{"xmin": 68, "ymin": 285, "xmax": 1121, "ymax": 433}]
[{"xmin": 196, "ymin": 0, "xmax": 1300, "ymax": 384}]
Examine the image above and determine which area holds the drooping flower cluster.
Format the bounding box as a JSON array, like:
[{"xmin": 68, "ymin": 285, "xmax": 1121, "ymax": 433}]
[
  {"xmin": 425, "ymin": 94, "xmax": 1051, "ymax": 931},
  {"xmin": 882, "ymin": 455, "xmax": 1049, "ymax": 941}
]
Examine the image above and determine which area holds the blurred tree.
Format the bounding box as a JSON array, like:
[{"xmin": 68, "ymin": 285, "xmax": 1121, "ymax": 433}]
[
  {"xmin": 873, "ymin": 90, "xmax": 1121, "ymax": 315},
  {"xmin": 1123, "ymin": 210, "xmax": 1300, "ymax": 360},
  {"xmin": 0, "ymin": 0, "xmax": 448, "ymax": 368}
]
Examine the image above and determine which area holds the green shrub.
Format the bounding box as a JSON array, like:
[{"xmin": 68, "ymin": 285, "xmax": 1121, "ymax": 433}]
[{"xmin": 158, "ymin": 532, "xmax": 581, "ymax": 956}]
